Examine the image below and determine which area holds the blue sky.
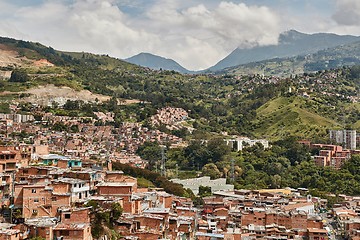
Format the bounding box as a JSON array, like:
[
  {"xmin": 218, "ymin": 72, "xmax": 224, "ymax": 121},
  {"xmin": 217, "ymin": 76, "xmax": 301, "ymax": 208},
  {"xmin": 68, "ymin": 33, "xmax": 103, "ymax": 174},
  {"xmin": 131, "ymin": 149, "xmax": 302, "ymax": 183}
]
[{"xmin": 0, "ymin": 0, "xmax": 359, "ymax": 70}]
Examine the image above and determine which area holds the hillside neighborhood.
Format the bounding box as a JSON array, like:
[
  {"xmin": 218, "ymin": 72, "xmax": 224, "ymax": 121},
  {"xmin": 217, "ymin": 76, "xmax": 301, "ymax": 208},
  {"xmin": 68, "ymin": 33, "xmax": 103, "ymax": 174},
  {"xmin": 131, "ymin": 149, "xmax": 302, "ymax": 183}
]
[
  {"xmin": 0, "ymin": 23, "xmax": 359, "ymax": 240},
  {"xmin": 0, "ymin": 108, "xmax": 356, "ymax": 239}
]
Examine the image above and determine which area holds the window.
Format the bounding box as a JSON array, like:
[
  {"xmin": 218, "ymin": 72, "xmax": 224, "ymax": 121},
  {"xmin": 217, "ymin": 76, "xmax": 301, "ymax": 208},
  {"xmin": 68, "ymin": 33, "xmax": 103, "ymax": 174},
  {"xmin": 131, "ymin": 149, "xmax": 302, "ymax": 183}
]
[
  {"xmin": 52, "ymin": 196, "xmax": 57, "ymax": 201},
  {"xmin": 59, "ymin": 230, "xmax": 69, "ymax": 236},
  {"xmin": 64, "ymin": 214, "xmax": 71, "ymax": 219},
  {"xmin": 32, "ymin": 209, "xmax": 38, "ymax": 214},
  {"xmin": 31, "ymin": 189, "xmax": 36, "ymax": 193},
  {"xmin": 34, "ymin": 198, "xmax": 39, "ymax": 203}
]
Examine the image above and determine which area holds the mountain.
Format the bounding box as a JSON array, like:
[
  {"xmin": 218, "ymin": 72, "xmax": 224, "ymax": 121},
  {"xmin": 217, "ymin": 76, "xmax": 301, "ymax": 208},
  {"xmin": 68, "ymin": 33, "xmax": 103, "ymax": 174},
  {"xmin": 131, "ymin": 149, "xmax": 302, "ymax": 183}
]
[
  {"xmin": 0, "ymin": 36, "xmax": 358, "ymax": 140},
  {"xmin": 208, "ymin": 30, "xmax": 360, "ymax": 72},
  {"xmin": 124, "ymin": 52, "xmax": 192, "ymax": 74},
  {"xmin": 221, "ymin": 40, "xmax": 360, "ymax": 76}
]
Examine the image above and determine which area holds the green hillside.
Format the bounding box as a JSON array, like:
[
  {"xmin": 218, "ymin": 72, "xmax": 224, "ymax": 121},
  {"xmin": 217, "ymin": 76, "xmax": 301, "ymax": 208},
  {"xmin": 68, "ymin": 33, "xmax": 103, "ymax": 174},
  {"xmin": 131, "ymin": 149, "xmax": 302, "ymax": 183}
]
[
  {"xmin": 253, "ymin": 96, "xmax": 340, "ymax": 139},
  {"xmin": 0, "ymin": 36, "xmax": 359, "ymax": 141}
]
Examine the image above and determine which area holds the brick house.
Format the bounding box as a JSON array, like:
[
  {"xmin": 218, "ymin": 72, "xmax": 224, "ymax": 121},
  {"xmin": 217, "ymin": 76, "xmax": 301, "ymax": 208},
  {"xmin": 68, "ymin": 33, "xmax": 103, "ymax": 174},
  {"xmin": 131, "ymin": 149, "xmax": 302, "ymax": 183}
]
[
  {"xmin": 20, "ymin": 185, "xmax": 53, "ymax": 219},
  {"xmin": 53, "ymin": 178, "xmax": 90, "ymax": 203},
  {"xmin": 96, "ymin": 182, "xmax": 137, "ymax": 214},
  {"xmin": 53, "ymin": 207, "xmax": 92, "ymax": 240},
  {"xmin": 0, "ymin": 151, "xmax": 17, "ymax": 173},
  {"xmin": 307, "ymin": 228, "xmax": 329, "ymax": 240}
]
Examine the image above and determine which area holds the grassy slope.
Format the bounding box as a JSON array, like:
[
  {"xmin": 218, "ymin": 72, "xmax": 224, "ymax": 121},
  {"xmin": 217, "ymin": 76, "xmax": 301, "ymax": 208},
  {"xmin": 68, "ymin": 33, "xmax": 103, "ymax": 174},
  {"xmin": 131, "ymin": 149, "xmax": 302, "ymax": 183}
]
[
  {"xmin": 253, "ymin": 96, "xmax": 340, "ymax": 139},
  {"xmin": 226, "ymin": 58, "xmax": 305, "ymax": 77},
  {"xmin": 137, "ymin": 177, "xmax": 155, "ymax": 188},
  {"xmin": 352, "ymin": 103, "xmax": 360, "ymax": 130}
]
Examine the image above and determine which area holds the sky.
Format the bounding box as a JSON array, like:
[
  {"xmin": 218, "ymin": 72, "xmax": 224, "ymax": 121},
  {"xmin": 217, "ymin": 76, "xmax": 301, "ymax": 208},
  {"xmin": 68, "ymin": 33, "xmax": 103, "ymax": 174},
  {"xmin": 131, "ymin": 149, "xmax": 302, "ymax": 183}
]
[{"xmin": 1, "ymin": 0, "xmax": 360, "ymax": 70}]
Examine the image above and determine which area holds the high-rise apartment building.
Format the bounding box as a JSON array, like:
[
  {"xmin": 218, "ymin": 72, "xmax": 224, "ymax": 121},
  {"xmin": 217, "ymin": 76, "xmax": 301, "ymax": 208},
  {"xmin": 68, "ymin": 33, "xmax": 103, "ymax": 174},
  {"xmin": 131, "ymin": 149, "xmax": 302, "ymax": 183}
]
[{"xmin": 329, "ymin": 130, "xmax": 357, "ymax": 150}]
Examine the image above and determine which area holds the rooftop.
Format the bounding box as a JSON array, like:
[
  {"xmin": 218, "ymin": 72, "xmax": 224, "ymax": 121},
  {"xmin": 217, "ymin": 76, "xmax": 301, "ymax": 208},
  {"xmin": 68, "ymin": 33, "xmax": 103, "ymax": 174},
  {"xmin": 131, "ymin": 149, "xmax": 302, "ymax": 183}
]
[
  {"xmin": 39, "ymin": 154, "xmax": 69, "ymax": 160},
  {"xmin": 25, "ymin": 217, "xmax": 58, "ymax": 227},
  {"xmin": 54, "ymin": 223, "xmax": 90, "ymax": 230},
  {"xmin": 143, "ymin": 208, "xmax": 170, "ymax": 214},
  {"xmin": 96, "ymin": 182, "xmax": 135, "ymax": 187},
  {"xmin": 53, "ymin": 177, "xmax": 86, "ymax": 184}
]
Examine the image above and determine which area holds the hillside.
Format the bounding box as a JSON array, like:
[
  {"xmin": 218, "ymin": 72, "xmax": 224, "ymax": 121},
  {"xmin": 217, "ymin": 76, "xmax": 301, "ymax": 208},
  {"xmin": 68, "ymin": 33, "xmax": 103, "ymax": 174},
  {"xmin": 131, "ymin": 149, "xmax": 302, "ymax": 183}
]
[
  {"xmin": 0, "ymin": 36, "xmax": 358, "ymax": 141},
  {"xmin": 253, "ymin": 96, "xmax": 339, "ymax": 139},
  {"xmin": 208, "ymin": 30, "xmax": 360, "ymax": 72},
  {"xmin": 125, "ymin": 52, "xmax": 192, "ymax": 74},
  {"xmin": 221, "ymin": 40, "xmax": 360, "ymax": 76}
]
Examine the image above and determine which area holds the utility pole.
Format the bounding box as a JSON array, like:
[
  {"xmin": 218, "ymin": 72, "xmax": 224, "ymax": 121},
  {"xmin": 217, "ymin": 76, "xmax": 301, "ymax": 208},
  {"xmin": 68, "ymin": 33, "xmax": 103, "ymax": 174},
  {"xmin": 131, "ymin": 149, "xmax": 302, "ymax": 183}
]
[
  {"xmin": 160, "ymin": 146, "xmax": 166, "ymax": 177},
  {"xmin": 176, "ymin": 164, "xmax": 179, "ymax": 179},
  {"xmin": 231, "ymin": 159, "xmax": 235, "ymax": 183},
  {"xmin": 10, "ymin": 171, "xmax": 15, "ymax": 224}
]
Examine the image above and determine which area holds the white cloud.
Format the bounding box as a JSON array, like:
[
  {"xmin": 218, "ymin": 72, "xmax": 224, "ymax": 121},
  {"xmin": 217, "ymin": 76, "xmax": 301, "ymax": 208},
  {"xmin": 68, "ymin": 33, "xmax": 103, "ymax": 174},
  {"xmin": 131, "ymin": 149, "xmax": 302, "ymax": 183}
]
[
  {"xmin": 332, "ymin": 0, "xmax": 360, "ymax": 26},
  {"xmin": 143, "ymin": 1, "xmax": 281, "ymax": 69},
  {"xmin": 0, "ymin": 0, "xmax": 281, "ymax": 70},
  {"xmin": 1, "ymin": 0, "xmax": 160, "ymax": 58},
  {"xmin": 68, "ymin": 0, "xmax": 160, "ymax": 54}
]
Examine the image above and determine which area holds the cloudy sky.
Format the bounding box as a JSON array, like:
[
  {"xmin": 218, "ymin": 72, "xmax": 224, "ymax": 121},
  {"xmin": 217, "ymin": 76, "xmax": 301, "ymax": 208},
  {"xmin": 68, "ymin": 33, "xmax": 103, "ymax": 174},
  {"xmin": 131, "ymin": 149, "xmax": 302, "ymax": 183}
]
[{"xmin": 1, "ymin": 0, "xmax": 360, "ymax": 70}]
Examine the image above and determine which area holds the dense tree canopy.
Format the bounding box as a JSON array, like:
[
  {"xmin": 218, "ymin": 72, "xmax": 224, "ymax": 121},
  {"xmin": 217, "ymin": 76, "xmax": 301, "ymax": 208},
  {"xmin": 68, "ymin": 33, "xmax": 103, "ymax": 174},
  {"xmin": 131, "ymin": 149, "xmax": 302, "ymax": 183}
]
[{"xmin": 9, "ymin": 69, "xmax": 29, "ymax": 82}]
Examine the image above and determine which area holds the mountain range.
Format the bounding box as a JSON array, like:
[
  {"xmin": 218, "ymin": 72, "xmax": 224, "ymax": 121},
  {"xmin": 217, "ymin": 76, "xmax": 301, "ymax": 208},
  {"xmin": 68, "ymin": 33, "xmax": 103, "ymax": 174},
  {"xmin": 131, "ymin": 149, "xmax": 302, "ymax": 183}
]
[
  {"xmin": 208, "ymin": 30, "xmax": 360, "ymax": 71},
  {"xmin": 124, "ymin": 30, "xmax": 360, "ymax": 74},
  {"xmin": 0, "ymin": 35, "xmax": 359, "ymax": 140},
  {"xmin": 221, "ymin": 40, "xmax": 360, "ymax": 76}
]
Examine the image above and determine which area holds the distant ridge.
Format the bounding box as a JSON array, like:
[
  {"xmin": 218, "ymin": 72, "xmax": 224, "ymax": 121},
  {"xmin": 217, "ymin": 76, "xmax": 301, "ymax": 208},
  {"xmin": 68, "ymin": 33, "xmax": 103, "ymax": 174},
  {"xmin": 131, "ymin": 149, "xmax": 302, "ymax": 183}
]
[
  {"xmin": 220, "ymin": 40, "xmax": 360, "ymax": 76},
  {"xmin": 207, "ymin": 30, "xmax": 360, "ymax": 71},
  {"xmin": 125, "ymin": 52, "xmax": 192, "ymax": 74}
]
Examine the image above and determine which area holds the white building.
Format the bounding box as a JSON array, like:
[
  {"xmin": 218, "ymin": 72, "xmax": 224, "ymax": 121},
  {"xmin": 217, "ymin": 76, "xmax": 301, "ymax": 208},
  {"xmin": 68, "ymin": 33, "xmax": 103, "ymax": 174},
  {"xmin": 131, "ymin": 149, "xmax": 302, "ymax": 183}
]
[
  {"xmin": 171, "ymin": 176, "xmax": 234, "ymax": 195},
  {"xmin": 329, "ymin": 129, "xmax": 357, "ymax": 150},
  {"xmin": 53, "ymin": 178, "xmax": 90, "ymax": 202},
  {"xmin": 225, "ymin": 137, "xmax": 269, "ymax": 151}
]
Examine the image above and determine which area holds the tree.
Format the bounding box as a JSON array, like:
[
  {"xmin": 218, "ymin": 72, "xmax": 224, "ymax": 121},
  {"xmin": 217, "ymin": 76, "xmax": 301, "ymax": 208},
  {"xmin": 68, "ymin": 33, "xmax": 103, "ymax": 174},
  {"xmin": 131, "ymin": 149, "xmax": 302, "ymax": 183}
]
[
  {"xmin": 342, "ymin": 155, "xmax": 360, "ymax": 176},
  {"xmin": 111, "ymin": 202, "xmax": 123, "ymax": 220},
  {"xmin": 70, "ymin": 124, "xmax": 79, "ymax": 133},
  {"xmin": 9, "ymin": 69, "xmax": 29, "ymax": 82},
  {"xmin": 51, "ymin": 122, "xmax": 68, "ymax": 132},
  {"xmin": 198, "ymin": 185, "xmax": 212, "ymax": 197},
  {"xmin": 136, "ymin": 141, "xmax": 162, "ymax": 169},
  {"xmin": 63, "ymin": 100, "xmax": 81, "ymax": 110},
  {"xmin": 206, "ymin": 137, "xmax": 231, "ymax": 163},
  {"xmin": 201, "ymin": 163, "xmax": 221, "ymax": 179},
  {"xmin": 171, "ymin": 127, "xmax": 188, "ymax": 139},
  {"xmin": 184, "ymin": 140, "xmax": 211, "ymax": 169}
]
